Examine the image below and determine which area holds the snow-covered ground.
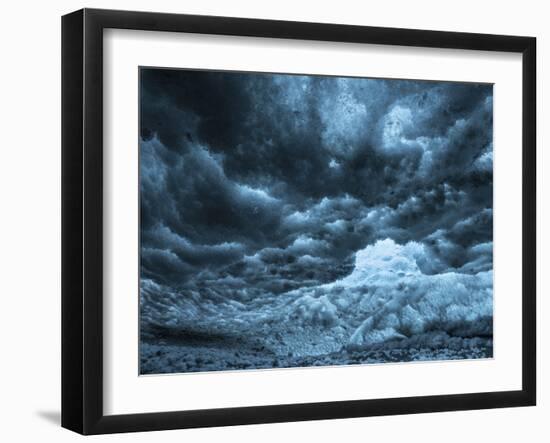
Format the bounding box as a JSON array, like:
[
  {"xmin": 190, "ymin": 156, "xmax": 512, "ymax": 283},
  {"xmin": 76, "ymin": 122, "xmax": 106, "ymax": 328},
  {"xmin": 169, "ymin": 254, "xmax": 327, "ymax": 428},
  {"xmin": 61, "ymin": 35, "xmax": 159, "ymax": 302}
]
[{"xmin": 140, "ymin": 239, "xmax": 493, "ymax": 374}]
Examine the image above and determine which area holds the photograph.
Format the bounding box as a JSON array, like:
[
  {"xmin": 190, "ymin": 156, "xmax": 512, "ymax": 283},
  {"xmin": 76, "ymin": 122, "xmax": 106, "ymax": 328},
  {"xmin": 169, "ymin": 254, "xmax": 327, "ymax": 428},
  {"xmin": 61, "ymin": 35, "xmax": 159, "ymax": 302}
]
[
  {"xmin": 138, "ymin": 68, "xmax": 494, "ymax": 374},
  {"xmin": 0, "ymin": 1, "xmax": 538, "ymax": 439}
]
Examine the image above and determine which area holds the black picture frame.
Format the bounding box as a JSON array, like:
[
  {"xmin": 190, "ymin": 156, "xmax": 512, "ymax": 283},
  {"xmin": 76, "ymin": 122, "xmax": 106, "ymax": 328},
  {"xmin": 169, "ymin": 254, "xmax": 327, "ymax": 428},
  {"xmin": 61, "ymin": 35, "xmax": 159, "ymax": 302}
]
[{"xmin": 62, "ymin": 8, "xmax": 536, "ymax": 435}]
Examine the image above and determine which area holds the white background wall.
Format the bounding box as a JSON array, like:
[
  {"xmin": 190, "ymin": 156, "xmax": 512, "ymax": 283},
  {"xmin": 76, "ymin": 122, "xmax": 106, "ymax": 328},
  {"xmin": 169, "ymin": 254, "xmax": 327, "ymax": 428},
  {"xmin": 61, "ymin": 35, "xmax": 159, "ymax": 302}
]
[{"xmin": 0, "ymin": 0, "xmax": 546, "ymax": 441}]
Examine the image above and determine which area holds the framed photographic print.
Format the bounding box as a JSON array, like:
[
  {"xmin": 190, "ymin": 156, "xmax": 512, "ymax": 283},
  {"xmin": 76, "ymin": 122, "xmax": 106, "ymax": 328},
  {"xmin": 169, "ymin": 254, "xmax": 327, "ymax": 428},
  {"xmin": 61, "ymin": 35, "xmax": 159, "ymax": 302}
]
[{"xmin": 61, "ymin": 8, "xmax": 536, "ymax": 435}]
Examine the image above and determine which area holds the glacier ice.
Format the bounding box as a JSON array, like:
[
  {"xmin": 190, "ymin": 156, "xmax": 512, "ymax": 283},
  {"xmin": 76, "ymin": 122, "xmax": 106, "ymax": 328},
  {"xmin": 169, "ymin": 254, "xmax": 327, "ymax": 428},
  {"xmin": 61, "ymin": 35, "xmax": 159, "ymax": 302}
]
[
  {"xmin": 140, "ymin": 238, "xmax": 492, "ymax": 371},
  {"xmin": 282, "ymin": 239, "xmax": 492, "ymax": 348}
]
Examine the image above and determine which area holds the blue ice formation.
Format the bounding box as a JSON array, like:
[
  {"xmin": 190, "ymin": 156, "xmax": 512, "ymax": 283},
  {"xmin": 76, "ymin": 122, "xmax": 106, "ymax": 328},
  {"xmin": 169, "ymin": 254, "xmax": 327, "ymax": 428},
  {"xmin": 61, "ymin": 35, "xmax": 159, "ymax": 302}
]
[{"xmin": 141, "ymin": 238, "xmax": 492, "ymax": 355}]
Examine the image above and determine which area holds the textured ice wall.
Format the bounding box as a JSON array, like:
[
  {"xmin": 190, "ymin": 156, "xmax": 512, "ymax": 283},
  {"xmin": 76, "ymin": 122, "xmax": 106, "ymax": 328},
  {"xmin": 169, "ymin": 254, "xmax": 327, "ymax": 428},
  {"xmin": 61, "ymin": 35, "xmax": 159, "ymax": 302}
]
[
  {"xmin": 140, "ymin": 239, "xmax": 492, "ymax": 351},
  {"xmin": 283, "ymin": 239, "xmax": 492, "ymax": 349}
]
